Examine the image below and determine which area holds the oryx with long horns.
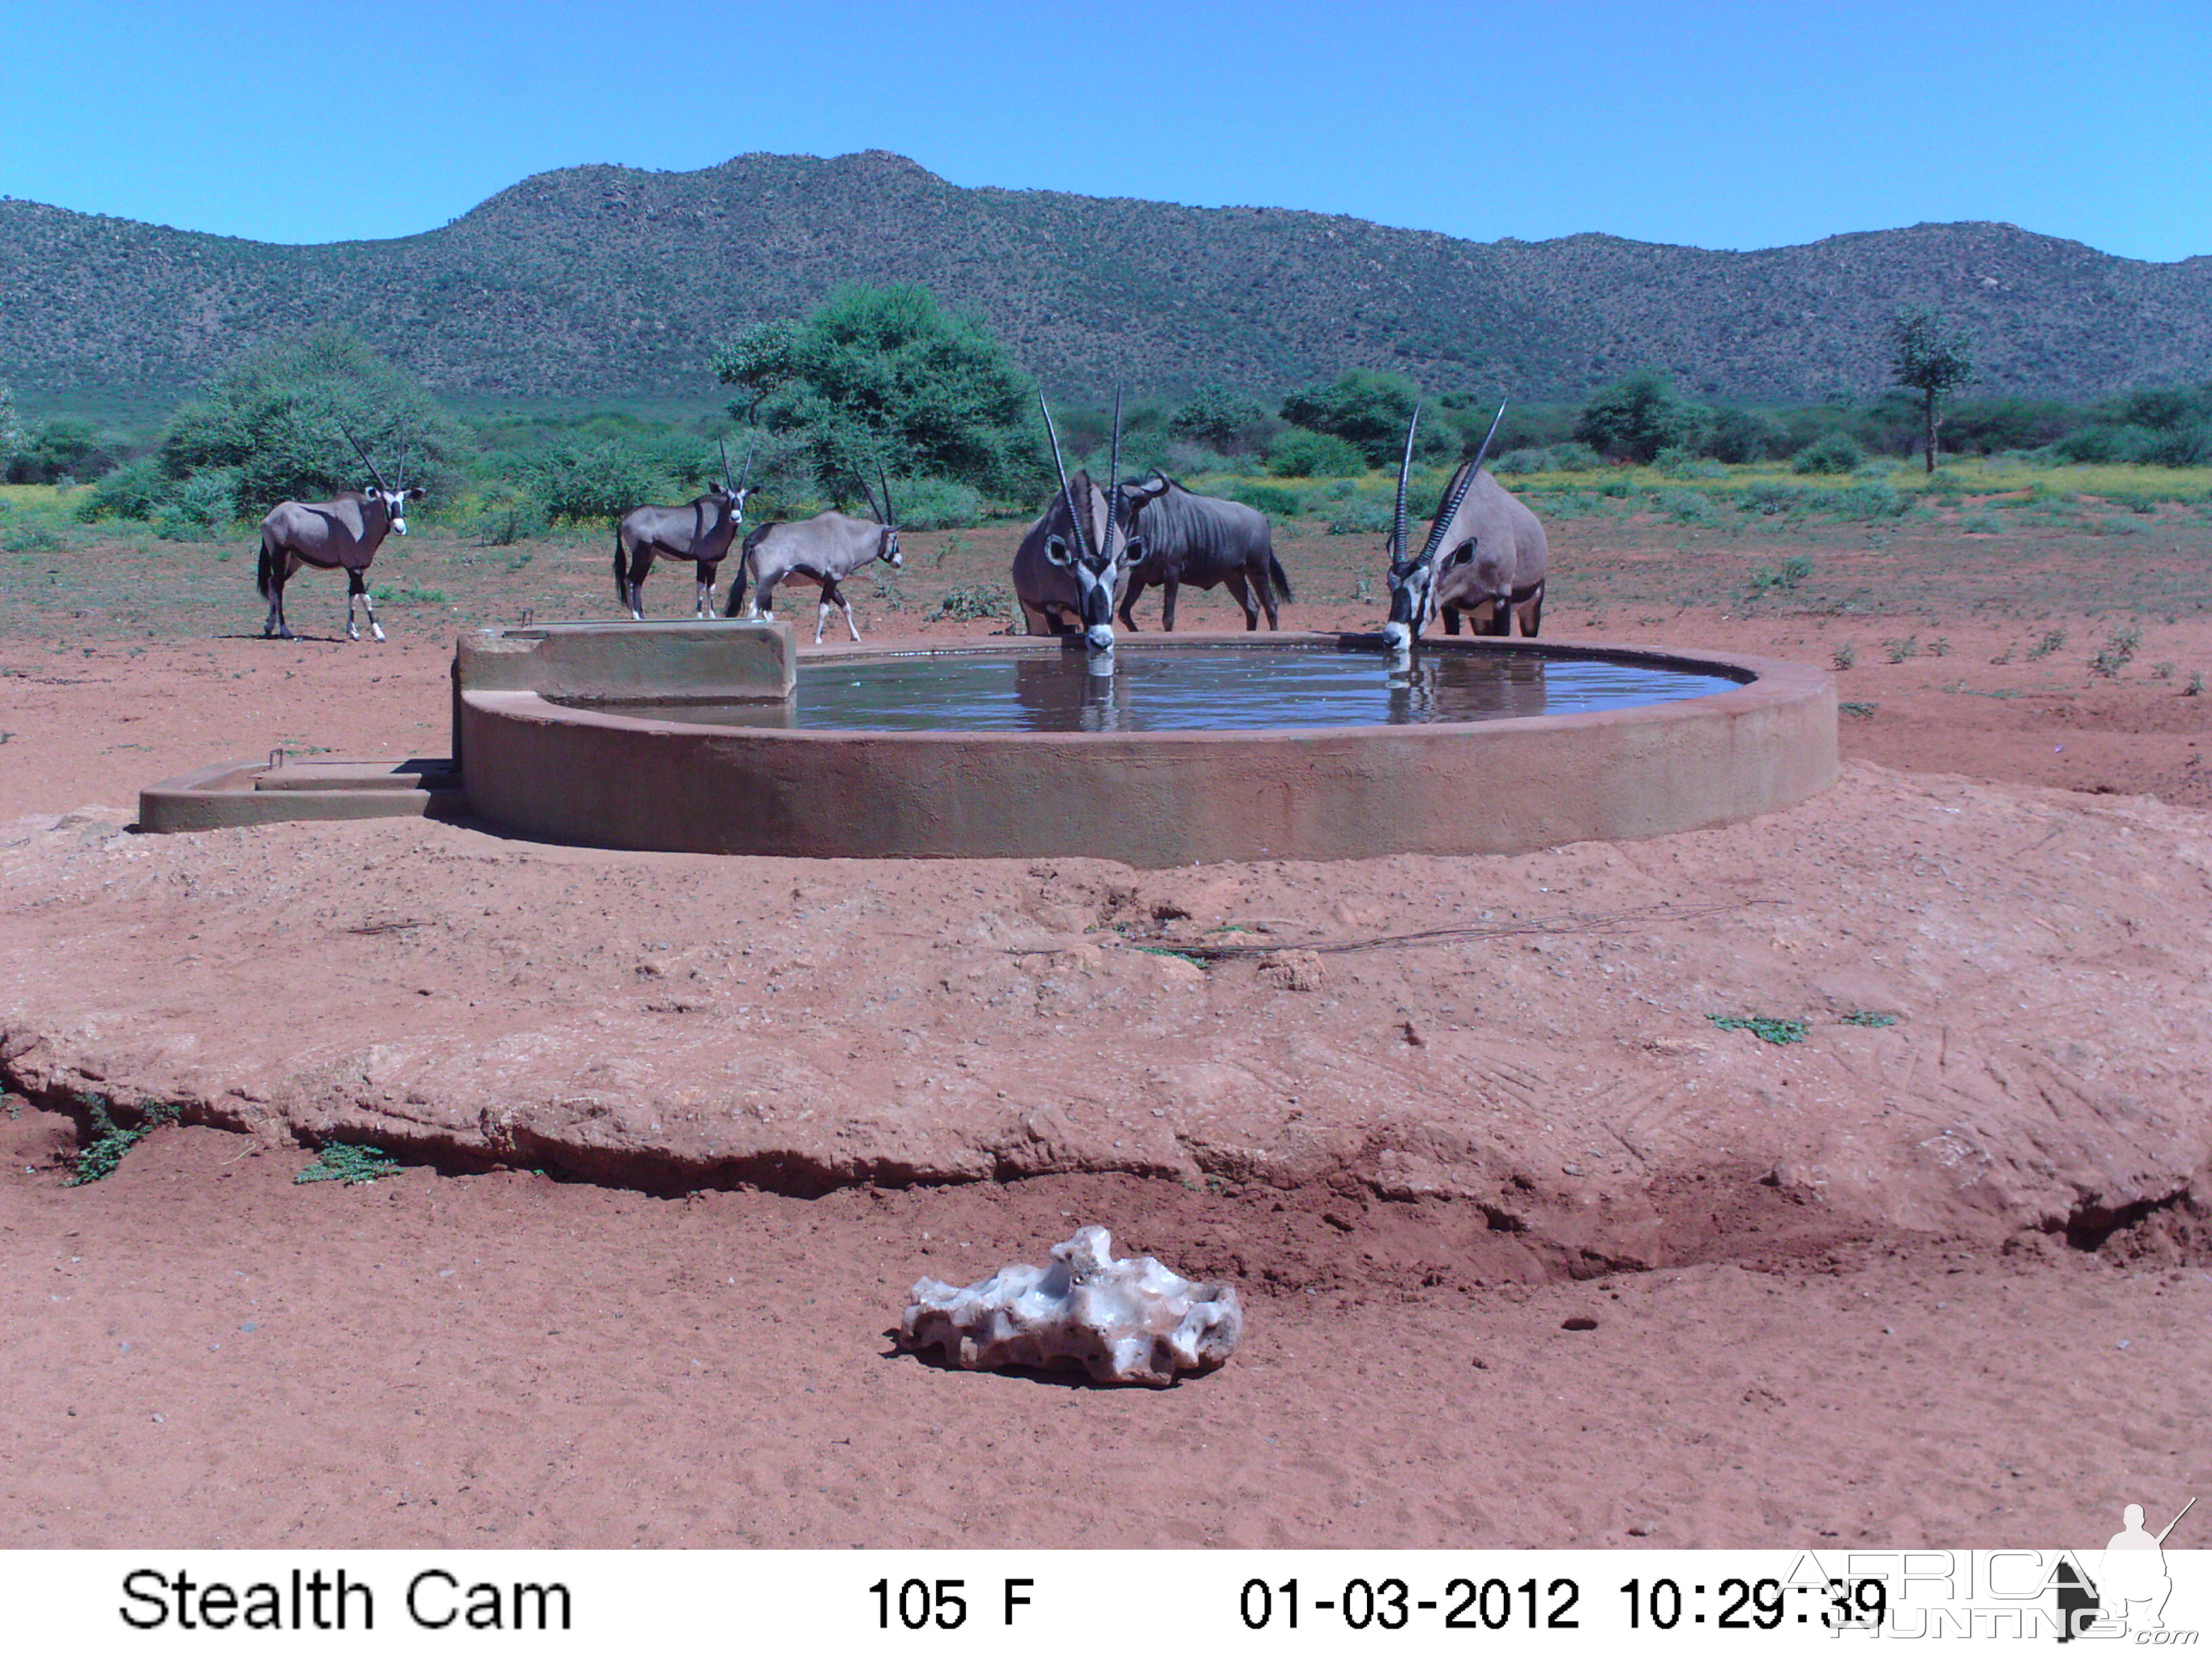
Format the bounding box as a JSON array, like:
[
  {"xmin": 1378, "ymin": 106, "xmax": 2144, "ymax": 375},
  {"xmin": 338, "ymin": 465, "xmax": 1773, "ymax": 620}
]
[
  {"xmin": 1011, "ymin": 392, "xmax": 1141, "ymax": 654},
  {"xmin": 724, "ymin": 464, "xmax": 903, "ymax": 642},
  {"xmin": 255, "ymin": 428, "xmax": 424, "ymax": 642},
  {"xmin": 1380, "ymin": 403, "xmax": 1547, "ymax": 657},
  {"xmin": 614, "ymin": 438, "xmax": 757, "ymax": 619}
]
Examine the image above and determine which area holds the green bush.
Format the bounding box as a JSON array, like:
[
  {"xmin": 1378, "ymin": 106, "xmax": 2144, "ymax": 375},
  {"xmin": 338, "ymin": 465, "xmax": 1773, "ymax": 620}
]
[
  {"xmin": 714, "ymin": 283, "xmax": 1043, "ymax": 501},
  {"xmin": 5, "ymin": 416, "xmax": 132, "ymax": 485},
  {"xmin": 1792, "ymin": 432, "xmax": 1866, "ymax": 474},
  {"xmin": 1824, "ymin": 480, "xmax": 1907, "ymax": 519},
  {"xmin": 1734, "ymin": 479, "xmax": 1811, "ymax": 516},
  {"xmin": 1704, "ymin": 407, "xmax": 1790, "ymax": 464},
  {"xmin": 937, "ymin": 584, "xmax": 1012, "ymax": 621},
  {"xmin": 524, "ymin": 439, "xmax": 661, "ymax": 525},
  {"xmin": 461, "ymin": 484, "xmax": 548, "ymax": 546},
  {"xmin": 1229, "ymin": 482, "xmax": 1308, "ymax": 516},
  {"xmin": 1654, "ymin": 447, "xmax": 1724, "ymax": 479},
  {"xmin": 159, "ymin": 329, "xmax": 459, "ymax": 516},
  {"xmin": 1168, "ymin": 385, "xmax": 1268, "ymax": 449},
  {"xmin": 77, "ymin": 455, "xmax": 172, "ymax": 523},
  {"xmin": 886, "ymin": 475, "xmax": 984, "ymax": 530},
  {"xmin": 1324, "ymin": 491, "xmax": 1396, "ymax": 535},
  {"xmin": 1265, "ymin": 426, "xmax": 1366, "ymax": 478},
  {"xmin": 155, "ymin": 468, "xmax": 240, "ymax": 541},
  {"xmin": 1575, "ymin": 369, "xmax": 1693, "ymax": 462},
  {"xmin": 1492, "ymin": 447, "xmax": 1552, "ymax": 474},
  {"xmin": 1278, "ymin": 369, "xmax": 1439, "ymax": 466},
  {"xmin": 1547, "ymin": 441, "xmax": 1601, "ymax": 472},
  {"xmin": 1654, "ymin": 487, "xmax": 1717, "ymax": 524}
]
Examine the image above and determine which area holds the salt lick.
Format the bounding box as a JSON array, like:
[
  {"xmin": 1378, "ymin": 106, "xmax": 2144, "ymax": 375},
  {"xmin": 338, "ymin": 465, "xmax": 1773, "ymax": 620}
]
[{"xmin": 901, "ymin": 1225, "xmax": 1243, "ymax": 1386}]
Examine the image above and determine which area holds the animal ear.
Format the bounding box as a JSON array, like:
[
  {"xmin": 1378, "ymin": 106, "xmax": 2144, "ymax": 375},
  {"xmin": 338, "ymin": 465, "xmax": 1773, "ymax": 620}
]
[
  {"xmin": 1044, "ymin": 535, "xmax": 1073, "ymax": 568},
  {"xmin": 1122, "ymin": 535, "xmax": 1145, "ymax": 564},
  {"xmin": 407, "ymin": 487, "xmax": 426, "ymax": 500}
]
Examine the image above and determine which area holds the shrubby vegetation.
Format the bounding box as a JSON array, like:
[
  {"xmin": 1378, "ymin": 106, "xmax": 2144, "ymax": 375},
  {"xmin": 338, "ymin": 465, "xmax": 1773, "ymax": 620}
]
[
  {"xmin": 712, "ymin": 283, "xmax": 1044, "ymax": 510},
  {"xmin": 1265, "ymin": 426, "xmax": 1366, "ymax": 478}
]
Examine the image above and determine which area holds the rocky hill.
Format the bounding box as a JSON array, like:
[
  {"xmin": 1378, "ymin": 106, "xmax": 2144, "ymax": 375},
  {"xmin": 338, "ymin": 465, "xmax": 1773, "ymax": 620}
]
[{"xmin": 3, "ymin": 150, "xmax": 2208, "ymax": 405}]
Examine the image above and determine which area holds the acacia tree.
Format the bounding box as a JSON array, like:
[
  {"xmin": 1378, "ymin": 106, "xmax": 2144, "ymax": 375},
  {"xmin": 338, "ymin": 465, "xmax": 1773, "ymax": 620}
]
[
  {"xmin": 0, "ymin": 381, "xmax": 22, "ymax": 464},
  {"xmin": 712, "ymin": 285, "xmax": 1041, "ymax": 504},
  {"xmin": 1891, "ymin": 306, "xmax": 1975, "ymax": 474}
]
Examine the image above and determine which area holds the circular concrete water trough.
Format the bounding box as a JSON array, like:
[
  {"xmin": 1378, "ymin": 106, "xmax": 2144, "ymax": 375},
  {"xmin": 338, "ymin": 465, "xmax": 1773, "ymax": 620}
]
[{"xmin": 453, "ymin": 628, "xmax": 1835, "ymax": 867}]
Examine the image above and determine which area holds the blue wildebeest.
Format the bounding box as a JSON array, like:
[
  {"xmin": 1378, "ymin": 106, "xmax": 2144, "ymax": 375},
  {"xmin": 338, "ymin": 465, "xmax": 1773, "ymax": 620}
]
[
  {"xmin": 1381, "ymin": 403, "xmax": 1545, "ymax": 657},
  {"xmin": 724, "ymin": 469, "xmax": 902, "ymax": 642},
  {"xmin": 1113, "ymin": 472, "xmax": 1292, "ymax": 632},
  {"xmin": 614, "ymin": 440, "xmax": 756, "ymax": 619},
  {"xmin": 255, "ymin": 433, "xmax": 422, "ymax": 642},
  {"xmin": 1010, "ymin": 394, "xmax": 1141, "ymax": 654}
]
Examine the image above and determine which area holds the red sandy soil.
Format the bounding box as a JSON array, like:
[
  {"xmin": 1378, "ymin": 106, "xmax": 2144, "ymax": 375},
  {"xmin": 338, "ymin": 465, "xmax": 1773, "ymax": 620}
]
[{"xmin": 3, "ymin": 584, "xmax": 2210, "ymax": 1551}]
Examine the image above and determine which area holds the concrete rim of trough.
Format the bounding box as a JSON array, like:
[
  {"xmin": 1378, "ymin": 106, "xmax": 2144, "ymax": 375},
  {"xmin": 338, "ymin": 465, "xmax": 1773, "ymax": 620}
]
[{"xmin": 455, "ymin": 630, "xmax": 1837, "ymax": 865}]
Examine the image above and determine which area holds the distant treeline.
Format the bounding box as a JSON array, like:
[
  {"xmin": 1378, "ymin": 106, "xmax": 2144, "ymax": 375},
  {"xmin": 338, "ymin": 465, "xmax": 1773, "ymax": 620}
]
[{"xmin": 8, "ymin": 304, "xmax": 2210, "ymax": 547}]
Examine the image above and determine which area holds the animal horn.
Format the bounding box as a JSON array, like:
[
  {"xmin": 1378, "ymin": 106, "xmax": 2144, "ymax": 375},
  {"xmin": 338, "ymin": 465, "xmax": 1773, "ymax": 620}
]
[
  {"xmin": 735, "ymin": 434, "xmax": 754, "ymax": 494},
  {"xmin": 1416, "ymin": 401, "xmax": 1508, "ymax": 565},
  {"xmin": 878, "ymin": 463, "xmax": 894, "ymax": 527},
  {"xmin": 1038, "ymin": 392, "xmax": 1090, "ymax": 562},
  {"xmin": 342, "ymin": 426, "xmax": 391, "ymax": 493},
  {"xmin": 1101, "ymin": 389, "xmax": 1123, "ymax": 567},
  {"xmin": 719, "ymin": 437, "xmax": 732, "ymax": 491},
  {"xmin": 1391, "ymin": 403, "xmax": 1420, "ymax": 567}
]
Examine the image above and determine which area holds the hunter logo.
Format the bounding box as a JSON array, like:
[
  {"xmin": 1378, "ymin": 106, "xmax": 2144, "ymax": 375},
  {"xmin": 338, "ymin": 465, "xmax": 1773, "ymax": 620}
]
[{"xmin": 2057, "ymin": 1498, "xmax": 2196, "ymax": 1642}]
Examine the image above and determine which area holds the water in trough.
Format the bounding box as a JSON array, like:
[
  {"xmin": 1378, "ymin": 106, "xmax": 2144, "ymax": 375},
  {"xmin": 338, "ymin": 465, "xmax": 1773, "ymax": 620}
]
[{"xmin": 549, "ymin": 644, "xmax": 1742, "ymax": 734}]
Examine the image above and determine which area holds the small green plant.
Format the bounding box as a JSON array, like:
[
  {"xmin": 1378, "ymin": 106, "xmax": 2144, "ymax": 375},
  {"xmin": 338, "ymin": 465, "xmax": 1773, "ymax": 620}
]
[
  {"xmin": 66, "ymin": 1096, "xmax": 182, "ymax": 1185},
  {"xmin": 295, "ymin": 1143, "xmax": 403, "ymax": 1185},
  {"xmin": 937, "ymin": 584, "xmax": 1012, "ymax": 621},
  {"xmin": 2152, "ymin": 661, "xmax": 2176, "ymax": 680},
  {"xmin": 1838, "ymin": 700, "xmax": 1879, "ymax": 718},
  {"xmin": 1741, "ymin": 554, "xmax": 1815, "ymax": 605},
  {"xmin": 2089, "ymin": 624, "xmax": 2143, "ymax": 678},
  {"xmin": 1840, "ymin": 1010, "xmax": 1898, "ymax": 1028},
  {"xmin": 2026, "ymin": 628, "xmax": 2067, "ymax": 661},
  {"xmin": 1708, "ymin": 1014, "xmax": 1807, "ymax": 1046},
  {"xmin": 1990, "ymin": 644, "xmax": 2014, "ymax": 665},
  {"xmin": 1885, "ymin": 636, "xmax": 1921, "ymax": 663},
  {"xmin": 934, "ymin": 531, "xmax": 972, "ymax": 567},
  {"xmin": 1961, "ymin": 512, "xmax": 2005, "ymax": 534},
  {"xmin": 1831, "ymin": 642, "xmax": 1856, "ymax": 671},
  {"xmin": 1929, "ymin": 637, "xmax": 1951, "ymax": 657},
  {"xmin": 872, "ymin": 573, "xmax": 909, "ymax": 611},
  {"xmin": 2185, "ymin": 671, "xmax": 2205, "ymax": 697},
  {"xmin": 370, "ymin": 584, "xmax": 451, "ymax": 605}
]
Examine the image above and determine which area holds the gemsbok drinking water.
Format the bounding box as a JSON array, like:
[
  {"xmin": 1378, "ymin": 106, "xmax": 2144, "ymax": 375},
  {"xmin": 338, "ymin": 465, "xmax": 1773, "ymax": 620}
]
[
  {"xmin": 1381, "ymin": 403, "xmax": 1545, "ymax": 657},
  {"xmin": 1010, "ymin": 394, "xmax": 1140, "ymax": 654},
  {"xmin": 256, "ymin": 432, "xmax": 423, "ymax": 642}
]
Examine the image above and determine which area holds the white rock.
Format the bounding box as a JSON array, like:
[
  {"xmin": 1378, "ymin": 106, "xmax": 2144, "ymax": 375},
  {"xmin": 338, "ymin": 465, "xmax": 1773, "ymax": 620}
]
[{"xmin": 901, "ymin": 1225, "xmax": 1242, "ymax": 1387}]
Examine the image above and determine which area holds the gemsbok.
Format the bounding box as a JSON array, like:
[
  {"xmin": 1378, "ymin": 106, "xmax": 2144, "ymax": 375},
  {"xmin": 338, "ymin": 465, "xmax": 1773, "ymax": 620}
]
[
  {"xmin": 256, "ymin": 432, "xmax": 422, "ymax": 642},
  {"xmin": 614, "ymin": 439, "xmax": 756, "ymax": 619},
  {"xmin": 725, "ymin": 468, "xmax": 903, "ymax": 642},
  {"xmin": 1010, "ymin": 394, "xmax": 1140, "ymax": 654},
  {"xmin": 1380, "ymin": 403, "xmax": 1545, "ymax": 656}
]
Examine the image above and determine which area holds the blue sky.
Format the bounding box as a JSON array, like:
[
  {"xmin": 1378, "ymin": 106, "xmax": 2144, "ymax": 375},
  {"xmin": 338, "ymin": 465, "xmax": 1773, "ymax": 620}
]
[{"xmin": 3, "ymin": 1, "xmax": 2206, "ymax": 260}]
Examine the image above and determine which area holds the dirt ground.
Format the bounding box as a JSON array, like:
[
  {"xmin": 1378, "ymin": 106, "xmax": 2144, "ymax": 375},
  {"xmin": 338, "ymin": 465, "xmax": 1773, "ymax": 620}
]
[{"xmin": 3, "ymin": 505, "xmax": 2210, "ymax": 1550}]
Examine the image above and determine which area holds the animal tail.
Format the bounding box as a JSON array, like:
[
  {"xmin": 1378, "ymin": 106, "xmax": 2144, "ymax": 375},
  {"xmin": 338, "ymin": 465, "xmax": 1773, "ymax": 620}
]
[
  {"xmin": 613, "ymin": 525, "xmax": 627, "ymax": 605},
  {"xmin": 1267, "ymin": 548, "xmax": 1294, "ymax": 605},
  {"xmin": 723, "ymin": 531, "xmax": 759, "ymax": 618},
  {"xmin": 255, "ymin": 531, "xmax": 274, "ymax": 599}
]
